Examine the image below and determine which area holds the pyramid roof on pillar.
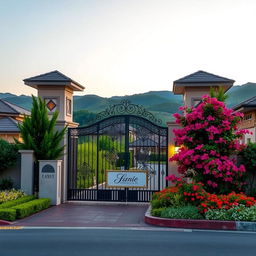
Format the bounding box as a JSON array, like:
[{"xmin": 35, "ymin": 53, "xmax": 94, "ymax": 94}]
[
  {"xmin": 23, "ymin": 70, "xmax": 85, "ymax": 91},
  {"xmin": 173, "ymin": 70, "xmax": 235, "ymax": 94}
]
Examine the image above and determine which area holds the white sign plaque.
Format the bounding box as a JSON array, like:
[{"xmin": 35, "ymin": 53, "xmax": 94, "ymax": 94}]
[{"xmin": 106, "ymin": 170, "xmax": 148, "ymax": 188}]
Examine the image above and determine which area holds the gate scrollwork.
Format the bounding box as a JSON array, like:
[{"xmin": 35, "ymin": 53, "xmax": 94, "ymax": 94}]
[{"xmin": 90, "ymin": 100, "xmax": 162, "ymax": 126}]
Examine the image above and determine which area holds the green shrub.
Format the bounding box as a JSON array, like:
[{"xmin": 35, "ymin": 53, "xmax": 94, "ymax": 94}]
[
  {"xmin": 151, "ymin": 199, "xmax": 165, "ymax": 209},
  {"xmin": 151, "ymin": 192, "xmax": 185, "ymax": 209},
  {"xmin": 149, "ymin": 154, "xmax": 166, "ymax": 162},
  {"xmin": 160, "ymin": 206, "xmax": 203, "ymax": 220},
  {"xmin": 13, "ymin": 198, "xmax": 51, "ymax": 219},
  {"xmin": 116, "ymin": 152, "xmax": 133, "ymax": 168},
  {"xmin": 239, "ymin": 143, "xmax": 256, "ymax": 195},
  {"xmin": 205, "ymin": 205, "xmax": 256, "ymax": 221},
  {"xmin": 0, "ymin": 139, "xmax": 18, "ymax": 173},
  {"xmin": 0, "ymin": 195, "xmax": 35, "ymax": 209},
  {"xmin": 151, "ymin": 208, "xmax": 165, "ymax": 217},
  {"xmin": 170, "ymin": 193, "xmax": 187, "ymax": 207},
  {"xmin": 0, "ymin": 208, "xmax": 16, "ymax": 221},
  {"xmin": 205, "ymin": 208, "xmax": 229, "ymax": 221},
  {"xmin": 0, "ymin": 178, "xmax": 14, "ymax": 190}
]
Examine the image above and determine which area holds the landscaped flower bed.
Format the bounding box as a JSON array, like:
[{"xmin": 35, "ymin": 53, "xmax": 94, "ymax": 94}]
[
  {"xmin": 151, "ymin": 180, "xmax": 256, "ymax": 221},
  {"xmin": 152, "ymin": 92, "xmax": 256, "ymax": 223},
  {"xmin": 0, "ymin": 189, "xmax": 26, "ymax": 204},
  {"xmin": 0, "ymin": 196, "xmax": 51, "ymax": 221},
  {"xmin": 0, "ymin": 190, "xmax": 51, "ymax": 222}
]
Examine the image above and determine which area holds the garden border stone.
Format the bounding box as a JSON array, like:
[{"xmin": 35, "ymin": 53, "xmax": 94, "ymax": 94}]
[
  {"xmin": 145, "ymin": 206, "xmax": 256, "ymax": 231},
  {"xmin": 0, "ymin": 219, "xmax": 11, "ymax": 225}
]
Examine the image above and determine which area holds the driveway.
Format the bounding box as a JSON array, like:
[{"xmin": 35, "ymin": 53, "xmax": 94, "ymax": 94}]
[{"xmin": 13, "ymin": 203, "xmax": 149, "ymax": 227}]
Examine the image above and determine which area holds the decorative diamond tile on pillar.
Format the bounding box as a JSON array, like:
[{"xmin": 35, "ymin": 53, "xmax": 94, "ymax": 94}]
[
  {"xmin": 44, "ymin": 98, "xmax": 57, "ymax": 112},
  {"xmin": 46, "ymin": 99, "xmax": 57, "ymax": 111}
]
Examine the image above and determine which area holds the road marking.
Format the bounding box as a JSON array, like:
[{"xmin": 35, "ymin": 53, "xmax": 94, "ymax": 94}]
[
  {"xmin": 11, "ymin": 226, "xmax": 256, "ymax": 234},
  {"xmin": 194, "ymin": 229, "xmax": 256, "ymax": 235},
  {"xmin": 0, "ymin": 226, "xmax": 23, "ymax": 230},
  {"xmin": 1, "ymin": 226, "xmax": 255, "ymax": 234},
  {"xmin": 19, "ymin": 226, "xmax": 192, "ymax": 232}
]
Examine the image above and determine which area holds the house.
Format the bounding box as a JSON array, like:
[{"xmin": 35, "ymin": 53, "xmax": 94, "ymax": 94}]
[
  {"xmin": 0, "ymin": 98, "xmax": 30, "ymax": 143},
  {"xmin": 233, "ymin": 96, "xmax": 256, "ymax": 144}
]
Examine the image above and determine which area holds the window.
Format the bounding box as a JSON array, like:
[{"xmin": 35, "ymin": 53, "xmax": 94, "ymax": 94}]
[
  {"xmin": 191, "ymin": 98, "xmax": 201, "ymax": 107},
  {"xmin": 66, "ymin": 98, "xmax": 72, "ymax": 116},
  {"xmin": 244, "ymin": 113, "xmax": 252, "ymax": 121}
]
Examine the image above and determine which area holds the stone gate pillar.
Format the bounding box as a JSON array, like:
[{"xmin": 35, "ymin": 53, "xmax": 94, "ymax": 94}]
[
  {"xmin": 166, "ymin": 122, "xmax": 180, "ymax": 185},
  {"xmin": 24, "ymin": 71, "xmax": 85, "ymax": 202},
  {"xmin": 19, "ymin": 150, "xmax": 34, "ymax": 195}
]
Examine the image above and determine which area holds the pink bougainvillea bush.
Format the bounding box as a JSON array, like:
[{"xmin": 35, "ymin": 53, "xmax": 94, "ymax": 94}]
[{"xmin": 168, "ymin": 95, "xmax": 249, "ymax": 193}]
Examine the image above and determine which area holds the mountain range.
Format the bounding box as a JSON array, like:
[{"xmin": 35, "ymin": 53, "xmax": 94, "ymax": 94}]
[{"xmin": 1, "ymin": 82, "xmax": 256, "ymax": 126}]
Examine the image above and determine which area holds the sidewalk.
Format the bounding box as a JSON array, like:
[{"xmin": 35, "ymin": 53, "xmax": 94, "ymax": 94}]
[{"xmin": 13, "ymin": 203, "xmax": 149, "ymax": 227}]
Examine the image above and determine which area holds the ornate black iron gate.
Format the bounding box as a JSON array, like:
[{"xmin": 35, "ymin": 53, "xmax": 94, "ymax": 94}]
[{"xmin": 68, "ymin": 101, "xmax": 168, "ymax": 202}]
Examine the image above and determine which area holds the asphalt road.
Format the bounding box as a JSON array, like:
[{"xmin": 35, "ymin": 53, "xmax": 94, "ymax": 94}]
[{"xmin": 0, "ymin": 228, "xmax": 256, "ymax": 256}]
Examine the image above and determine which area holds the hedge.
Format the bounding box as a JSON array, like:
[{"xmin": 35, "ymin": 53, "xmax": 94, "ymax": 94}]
[
  {"xmin": 13, "ymin": 198, "xmax": 51, "ymax": 219},
  {"xmin": 160, "ymin": 206, "xmax": 203, "ymax": 220},
  {"xmin": 0, "ymin": 209, "xmax": 16, "ymax": 221},
  {"xmin": 0, "ymin": 195, "xmax": 35, "ymax": 209},
  {"xmin": 149, "ymin": 154, "xmax": 166, "ymax": 162}
]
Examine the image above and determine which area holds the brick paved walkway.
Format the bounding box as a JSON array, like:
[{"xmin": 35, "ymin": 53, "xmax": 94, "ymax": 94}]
[{"xmin": 13, "ymin": 203, "xmax": 149, "ymax": 227}]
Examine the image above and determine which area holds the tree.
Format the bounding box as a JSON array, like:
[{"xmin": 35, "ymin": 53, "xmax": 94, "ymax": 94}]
[
  {"xmin": 168, "ymin": 94, "xmax": 248, "ymax": 193},
  {"xmin": 15, "ymin": 96, "xmax": 67, "ymax": 160},
  {"xmin": 209, "ymin": 87, "xmax": 228, "ymax": 102},
  {"xmin": 99, "ymin": 136, "xmax": 116, "ymax": 151},
  {"xmin": 239, "ymin": 143, "xmax": 256, "ymax": 195},
  {"xmin": 0, "ymin": 139, "xmax": 18, "ymax": 172},
  {"xmin": 73, "ymin": 110, "xmax": 97, "ymax": 126}
]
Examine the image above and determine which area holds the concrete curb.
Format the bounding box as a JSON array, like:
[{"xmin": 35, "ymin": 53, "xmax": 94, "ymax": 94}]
[
  {"xmin": 0, "ymin": 220, "xmax": 12, "ymax": 226},
  {"xmin": 144, "ymin": 207, "xmax": 256, "ymax": 232}
]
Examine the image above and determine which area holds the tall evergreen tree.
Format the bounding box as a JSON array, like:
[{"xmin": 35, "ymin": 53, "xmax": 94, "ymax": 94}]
[{"xmin": 15, "ymin": 96, "xmax": 67, "ymax": 160}]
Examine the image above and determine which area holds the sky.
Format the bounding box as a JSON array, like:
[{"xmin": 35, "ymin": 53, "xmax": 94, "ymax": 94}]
[{"xmin": 1, "ymin": 0, "xmax": 256, "ymax": 97}]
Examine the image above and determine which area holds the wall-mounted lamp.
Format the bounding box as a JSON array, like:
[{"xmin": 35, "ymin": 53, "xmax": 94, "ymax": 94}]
[
  {"xmin": 168, "ymin": 144, "xmax": 180, "ymax": 158},
  {"xmin": 174, "ymin": 146, "xmax": 180, "ymax": 154}
]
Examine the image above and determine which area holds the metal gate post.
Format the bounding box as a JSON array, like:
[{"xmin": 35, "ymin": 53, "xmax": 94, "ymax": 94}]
[
  {"xmin": 96, "ymin": 124, "xmax": 99, "ymax": 190},
  {"xmin": 158, "ymin": 130, "xmax": 161, "ymax": 191},
  {"xmin": 124, "ymin": 116, "xmax": 130, "ymax": 170}
]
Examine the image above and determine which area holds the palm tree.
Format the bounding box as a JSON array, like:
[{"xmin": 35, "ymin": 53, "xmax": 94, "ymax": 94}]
[{"xmin": 210, "ymin": 87, "xmax": 228, "ymax": 102}]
